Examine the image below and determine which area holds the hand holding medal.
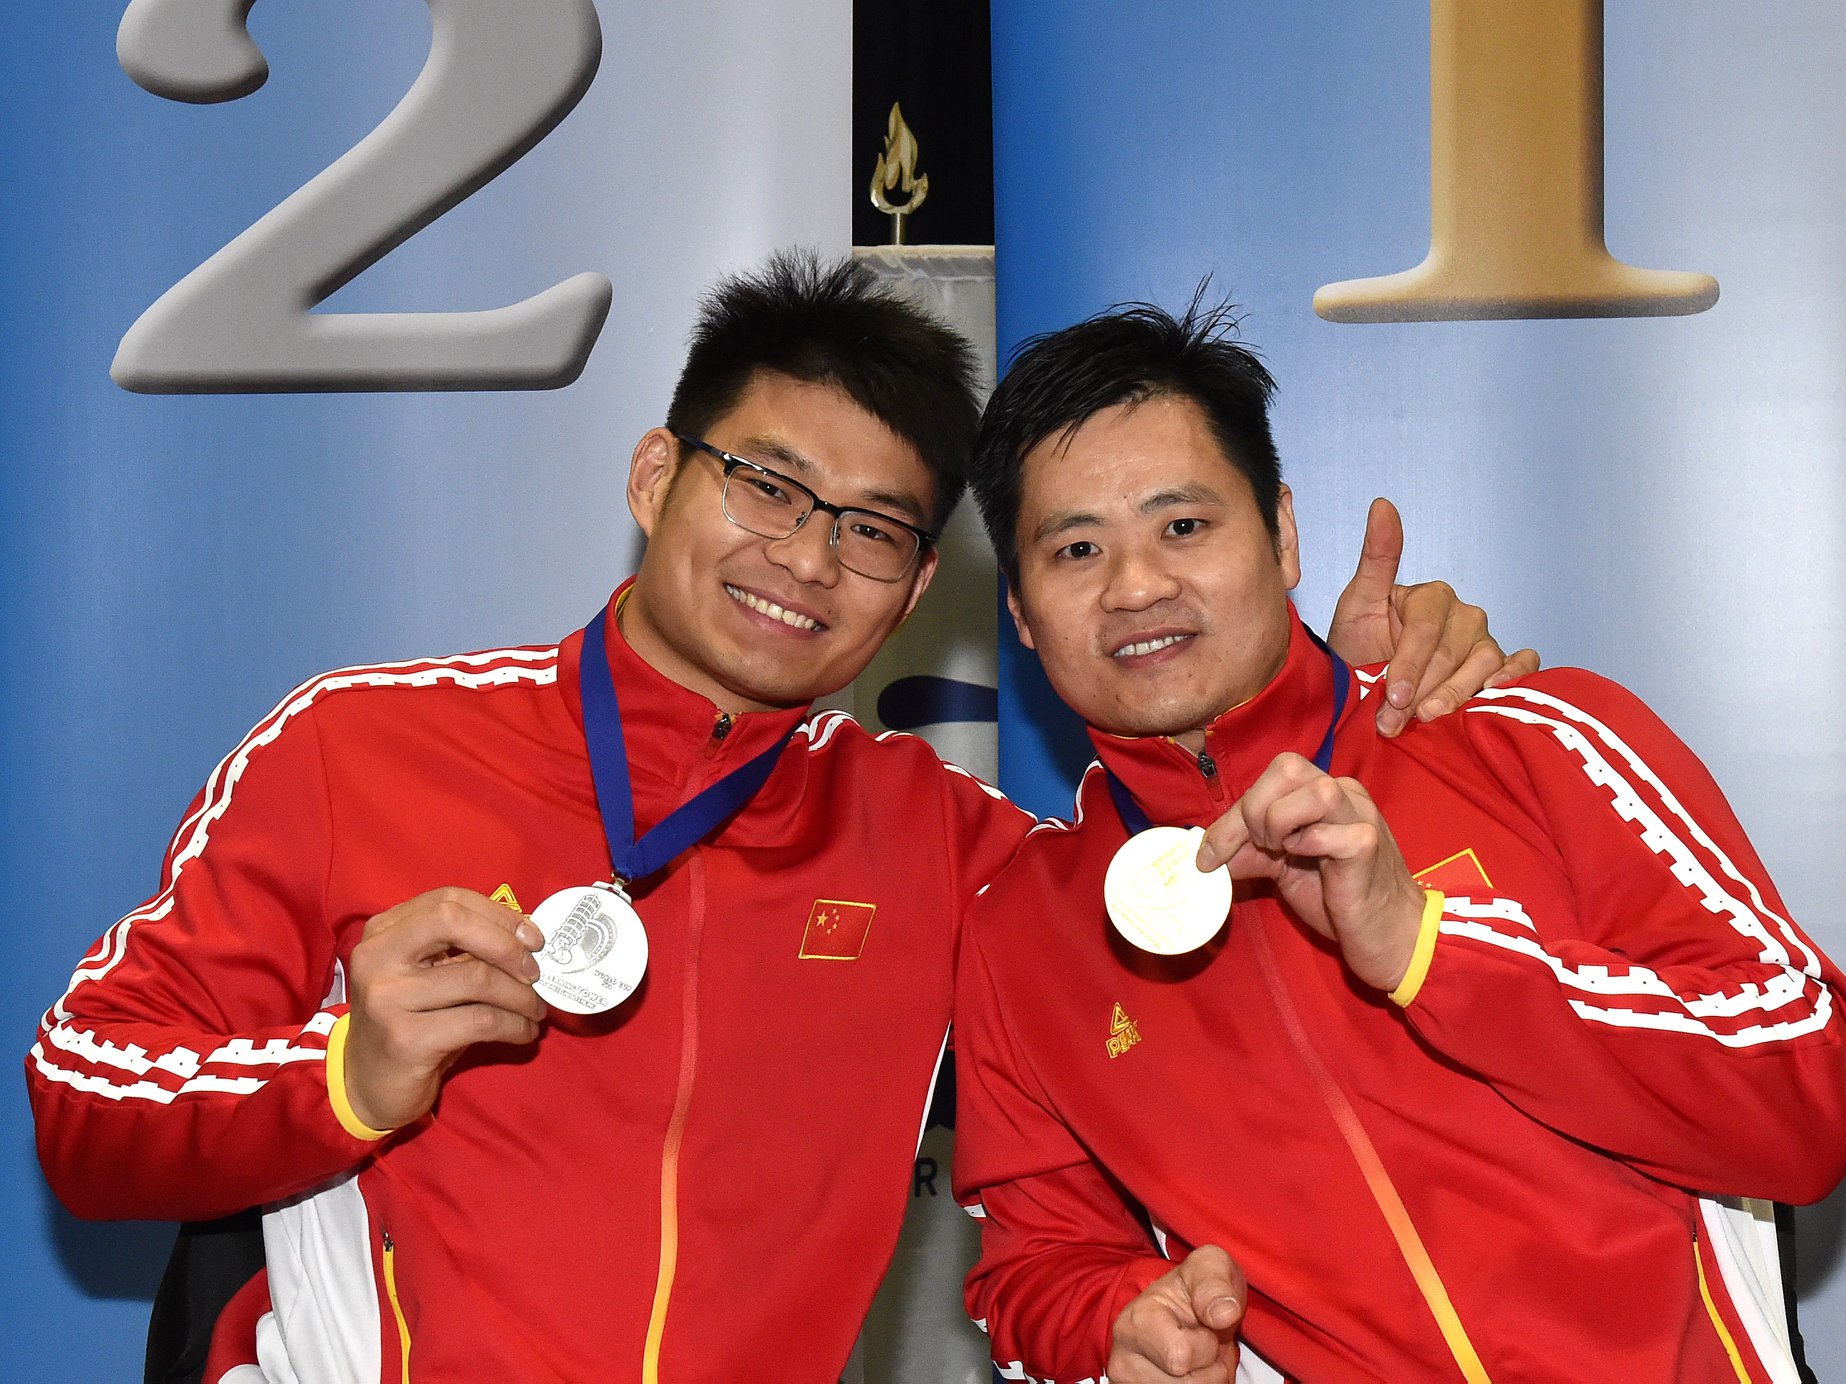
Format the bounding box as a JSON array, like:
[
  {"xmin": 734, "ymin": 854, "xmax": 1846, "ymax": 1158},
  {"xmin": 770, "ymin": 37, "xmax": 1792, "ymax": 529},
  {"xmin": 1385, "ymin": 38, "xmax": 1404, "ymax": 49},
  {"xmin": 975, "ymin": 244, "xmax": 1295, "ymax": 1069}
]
[
  {"xmin": 343, "ymin": 887, "xmax": 550, "ymax": 1133},
  {"xmin": 1194, "ymin": 751, "xmax": 1426, "ymax": 994},
  {"xmin": 1105, "ymin": 633, "xmax": 1351, "ymax": 958}
]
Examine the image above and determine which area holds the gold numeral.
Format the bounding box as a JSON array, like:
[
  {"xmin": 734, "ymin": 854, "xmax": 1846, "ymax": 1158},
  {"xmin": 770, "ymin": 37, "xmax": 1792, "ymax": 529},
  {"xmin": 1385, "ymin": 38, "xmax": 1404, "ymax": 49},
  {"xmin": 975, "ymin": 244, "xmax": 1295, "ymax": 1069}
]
[{"xmin": 1315, "ymin": 0, "xmax": 1718, "ymax": 323}]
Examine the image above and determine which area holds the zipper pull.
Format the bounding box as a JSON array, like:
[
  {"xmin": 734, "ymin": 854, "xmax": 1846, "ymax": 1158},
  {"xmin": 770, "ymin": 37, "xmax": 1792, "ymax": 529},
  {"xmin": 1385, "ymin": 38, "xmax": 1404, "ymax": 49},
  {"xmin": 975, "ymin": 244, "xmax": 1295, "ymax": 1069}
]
[
  {"xmin": 712, "ymin": 712, "xmax": 733, "ymax": 742},
  {"xmin": 1197, "ymin": 749, "xmax": 1226, "ymax": 803}
]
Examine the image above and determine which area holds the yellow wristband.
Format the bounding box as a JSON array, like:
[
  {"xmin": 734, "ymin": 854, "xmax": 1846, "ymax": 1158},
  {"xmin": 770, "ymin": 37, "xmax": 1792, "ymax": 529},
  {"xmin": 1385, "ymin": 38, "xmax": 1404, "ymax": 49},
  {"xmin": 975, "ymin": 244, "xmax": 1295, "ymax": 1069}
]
[
  {"xmin": 1389, "ymin": 890, "xmax": 1445, "ymax": 1008},
  {"xmin": 326, "ymin": 1012, "xmax": 396, "ymax": 1142}
]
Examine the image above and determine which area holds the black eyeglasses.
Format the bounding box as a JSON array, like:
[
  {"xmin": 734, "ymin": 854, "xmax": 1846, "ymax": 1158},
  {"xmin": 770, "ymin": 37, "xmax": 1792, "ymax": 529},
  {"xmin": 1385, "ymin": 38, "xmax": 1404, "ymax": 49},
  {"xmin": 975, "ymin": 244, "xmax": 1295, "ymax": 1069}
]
[{"xmin": 673, "ymin": 434, "xmax": 936, "ymax": 583}]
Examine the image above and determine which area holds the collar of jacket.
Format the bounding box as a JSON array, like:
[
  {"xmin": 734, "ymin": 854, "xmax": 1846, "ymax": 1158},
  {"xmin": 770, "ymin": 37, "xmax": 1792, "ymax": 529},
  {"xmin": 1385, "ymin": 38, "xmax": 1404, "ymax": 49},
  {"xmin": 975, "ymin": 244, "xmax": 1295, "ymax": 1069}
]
[
  {"xmin": 560, "ymin": 579, "xmax": 814, "ymax": 813},
  {"xmin": 1085, "ymin": 606, "xmax": 1360, "ymax": 828}
]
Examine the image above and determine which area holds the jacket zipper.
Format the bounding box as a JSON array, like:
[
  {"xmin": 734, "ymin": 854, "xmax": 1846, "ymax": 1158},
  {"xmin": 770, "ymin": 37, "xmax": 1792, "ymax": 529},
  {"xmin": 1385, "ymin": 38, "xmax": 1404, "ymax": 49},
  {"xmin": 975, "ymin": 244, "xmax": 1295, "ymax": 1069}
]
[
  {"xmin": 382, "ymin": 1229, "xmax": 412, "ymax": 1381},
  {"xmin": 643, "ymin": 714, "xmax": 733, "ymax": 1379},
  {"xmin": 1247, "ymin": 921, "xmax": 1490, "ymax": 1382},
  {"xmin": 1692, "ymin": 1225, "xmax": 1757, "ymax": 1383}
]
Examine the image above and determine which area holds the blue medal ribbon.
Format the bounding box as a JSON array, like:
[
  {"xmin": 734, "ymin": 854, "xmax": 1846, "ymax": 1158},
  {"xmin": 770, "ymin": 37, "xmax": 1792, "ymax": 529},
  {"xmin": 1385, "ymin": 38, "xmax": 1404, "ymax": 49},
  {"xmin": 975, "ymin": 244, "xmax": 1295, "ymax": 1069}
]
[
  {"xmin": 578, "ymin": 608, "xmax": 800, "ymax": 884},
  {"xmin": 1107, "ymin": 629, "xmax": 1350, "ymax": 836}
]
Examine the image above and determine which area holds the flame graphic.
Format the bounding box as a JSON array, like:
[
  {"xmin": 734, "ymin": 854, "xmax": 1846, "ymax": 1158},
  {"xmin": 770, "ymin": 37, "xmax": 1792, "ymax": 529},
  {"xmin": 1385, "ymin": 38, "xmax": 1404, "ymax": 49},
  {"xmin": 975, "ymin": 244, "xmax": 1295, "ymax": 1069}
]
[{"xmin": 870, "ymin": 102, "xmax": 928, "ymax": 241}]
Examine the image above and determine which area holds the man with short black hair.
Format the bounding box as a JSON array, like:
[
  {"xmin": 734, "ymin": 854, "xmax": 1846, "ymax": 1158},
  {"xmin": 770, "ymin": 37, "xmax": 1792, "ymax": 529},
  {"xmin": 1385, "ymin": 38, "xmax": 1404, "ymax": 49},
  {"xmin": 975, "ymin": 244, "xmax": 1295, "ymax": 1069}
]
[
  {"xmin": 955, "ymin": 300, "xmax": 1846, "ymax": 1384},
  {"xmin": 30, "ymin": 254, "xmax": 1519, "ymax": 1382}
]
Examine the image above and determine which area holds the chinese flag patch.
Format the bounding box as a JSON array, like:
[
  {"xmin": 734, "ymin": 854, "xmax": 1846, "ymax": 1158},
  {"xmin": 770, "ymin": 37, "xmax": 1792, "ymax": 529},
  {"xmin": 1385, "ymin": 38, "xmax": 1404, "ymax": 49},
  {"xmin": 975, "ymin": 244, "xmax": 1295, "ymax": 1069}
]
[
  {"xmin": 799, "ymin": 899, "xmax": 877, "ymax": 960},
  {"xmin": 1413, "ymin": 847, "xmax": 1494, "ymax": 896}
]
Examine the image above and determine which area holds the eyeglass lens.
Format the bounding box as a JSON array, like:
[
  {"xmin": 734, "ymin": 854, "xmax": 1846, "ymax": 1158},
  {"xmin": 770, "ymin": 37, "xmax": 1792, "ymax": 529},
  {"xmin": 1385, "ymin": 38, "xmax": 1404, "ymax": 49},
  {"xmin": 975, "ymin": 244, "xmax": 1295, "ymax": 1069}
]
[{"xmin": 723, "ymin": 464, "xmax": 919, "ymax": 581}]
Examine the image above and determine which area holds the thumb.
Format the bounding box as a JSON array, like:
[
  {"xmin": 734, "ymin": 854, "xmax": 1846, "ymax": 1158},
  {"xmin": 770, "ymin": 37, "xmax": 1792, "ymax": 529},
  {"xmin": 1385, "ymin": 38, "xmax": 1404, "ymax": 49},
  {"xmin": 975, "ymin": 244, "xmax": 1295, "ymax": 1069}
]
[
  {"xmin": 1195, "ymin": 809, "xmax": 1251, "ymax": 873},
  {"xmin": 1329, "ymin": 499, "xmax": 1404, "ymax": 648},
  {"xmin": 1181, "ymin": 1246, "xmax": 1247, "ymax": 1332},
  {"xmin": 1348, "ymin": 497, "xmax": 1404, "ymax": 603}
]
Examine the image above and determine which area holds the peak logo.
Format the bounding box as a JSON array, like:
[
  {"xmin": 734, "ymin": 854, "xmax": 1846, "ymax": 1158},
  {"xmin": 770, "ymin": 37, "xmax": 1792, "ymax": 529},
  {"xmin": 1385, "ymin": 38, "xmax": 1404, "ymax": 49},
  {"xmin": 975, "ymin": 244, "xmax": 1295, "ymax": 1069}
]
[{"xmin": 1106, "ymin": 1003, "xmax": 1142, "ymax": 1059}]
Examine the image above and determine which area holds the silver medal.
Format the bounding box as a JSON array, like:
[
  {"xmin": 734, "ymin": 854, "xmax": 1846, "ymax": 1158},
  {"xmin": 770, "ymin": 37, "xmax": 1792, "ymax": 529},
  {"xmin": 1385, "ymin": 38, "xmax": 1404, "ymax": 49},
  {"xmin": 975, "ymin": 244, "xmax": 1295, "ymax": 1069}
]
[
  {"xmin": 1104, "ymin": 826, "xmax": 1232, "ymax": 955},
  {"xmin": 530, "ymin": 882, "xmax": 649, "ymax": 1015}
]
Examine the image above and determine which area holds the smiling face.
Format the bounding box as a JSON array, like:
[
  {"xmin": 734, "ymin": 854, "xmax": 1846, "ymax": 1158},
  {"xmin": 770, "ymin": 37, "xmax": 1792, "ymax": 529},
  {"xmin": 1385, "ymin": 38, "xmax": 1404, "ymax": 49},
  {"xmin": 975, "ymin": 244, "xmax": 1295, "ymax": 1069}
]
[
  {"xmin": 621, "ymin": 370, "xmax": 939, "ymax": 713},
  {"xmin": 1007, "ymin": 393, "xmax": 1300, "ymax": 746}
]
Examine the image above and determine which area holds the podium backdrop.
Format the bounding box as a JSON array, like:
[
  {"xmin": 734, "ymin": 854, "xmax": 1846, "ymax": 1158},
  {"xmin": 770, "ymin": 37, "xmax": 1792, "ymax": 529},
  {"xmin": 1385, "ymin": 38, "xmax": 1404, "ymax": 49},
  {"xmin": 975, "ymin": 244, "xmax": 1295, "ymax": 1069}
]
[{"xmin": 5, "ymin": 3, "xmax": 1843, "ymax": 1379}]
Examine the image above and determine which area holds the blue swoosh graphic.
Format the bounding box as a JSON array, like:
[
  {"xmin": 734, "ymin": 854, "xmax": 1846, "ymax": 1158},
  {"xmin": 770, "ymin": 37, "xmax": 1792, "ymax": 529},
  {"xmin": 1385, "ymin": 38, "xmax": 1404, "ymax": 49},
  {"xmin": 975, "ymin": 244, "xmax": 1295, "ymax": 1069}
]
[{"xmin": 876, "ymin": 675, "xmax": 999, "ymax": 730}]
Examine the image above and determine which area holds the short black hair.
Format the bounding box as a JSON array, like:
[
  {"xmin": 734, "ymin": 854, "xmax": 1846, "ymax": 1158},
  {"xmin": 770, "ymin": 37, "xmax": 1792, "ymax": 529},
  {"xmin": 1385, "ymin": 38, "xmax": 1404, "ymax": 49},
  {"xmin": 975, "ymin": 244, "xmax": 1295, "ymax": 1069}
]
[
  {"xmin": 970, "ymin": 294, "xmax": 1281, "ymax": 576},
  {"xmin": 665, "ymin": 249, "xmax": 980, "ymax": 533}
]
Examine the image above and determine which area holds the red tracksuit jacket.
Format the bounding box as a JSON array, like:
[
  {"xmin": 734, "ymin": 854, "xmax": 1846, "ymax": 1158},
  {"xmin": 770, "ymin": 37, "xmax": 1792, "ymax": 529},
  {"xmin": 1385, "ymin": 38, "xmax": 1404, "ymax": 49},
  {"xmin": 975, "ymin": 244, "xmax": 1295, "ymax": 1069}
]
[
  {"xmin": 29, "ymin": 588, "xmax": 1031, "ymax": 1381},
  {"xmin": 955, "ymin": 616, "xmax": 1846, "ymax": 1382}
]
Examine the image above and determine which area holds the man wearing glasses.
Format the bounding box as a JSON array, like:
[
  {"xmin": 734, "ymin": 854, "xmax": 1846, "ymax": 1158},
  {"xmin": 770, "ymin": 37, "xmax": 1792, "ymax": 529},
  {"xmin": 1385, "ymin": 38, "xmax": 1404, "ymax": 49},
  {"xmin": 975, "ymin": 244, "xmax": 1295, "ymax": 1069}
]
[{"xmin": 28, "ymin": 253, "xmax": 1527, "ymax": 1382}]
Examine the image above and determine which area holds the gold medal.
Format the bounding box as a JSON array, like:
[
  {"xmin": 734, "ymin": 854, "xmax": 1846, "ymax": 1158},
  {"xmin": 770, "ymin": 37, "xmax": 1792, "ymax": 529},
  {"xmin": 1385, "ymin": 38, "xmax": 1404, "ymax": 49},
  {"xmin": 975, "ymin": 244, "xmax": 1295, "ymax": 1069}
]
[{"xmin": 1104, "ymin": 826, "xmax": 1232, "ymax": 955}]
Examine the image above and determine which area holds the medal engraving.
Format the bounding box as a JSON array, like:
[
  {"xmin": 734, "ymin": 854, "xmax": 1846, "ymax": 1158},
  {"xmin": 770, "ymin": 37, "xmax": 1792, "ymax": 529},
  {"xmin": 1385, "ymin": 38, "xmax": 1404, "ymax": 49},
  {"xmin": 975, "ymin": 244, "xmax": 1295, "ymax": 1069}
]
[
  {"xmin": 531, "ymin": 882, "xmax": 649, "ymax": 1015},
  {"xmin": 1105, "ymin": 826, "xmax": 1232, "ymax": 955},
  {"xmin": 545, "ymin": 890, "xmax": 618, "ymax": 971}
]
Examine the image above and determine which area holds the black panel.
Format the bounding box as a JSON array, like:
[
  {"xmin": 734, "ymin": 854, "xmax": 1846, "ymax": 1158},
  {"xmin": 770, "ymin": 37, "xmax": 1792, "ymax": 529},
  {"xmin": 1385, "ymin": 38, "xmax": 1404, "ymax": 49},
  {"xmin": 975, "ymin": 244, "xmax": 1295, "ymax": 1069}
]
[{"xmin": 853, "ymin": 0, "xmax": 994, "ymax": 246}]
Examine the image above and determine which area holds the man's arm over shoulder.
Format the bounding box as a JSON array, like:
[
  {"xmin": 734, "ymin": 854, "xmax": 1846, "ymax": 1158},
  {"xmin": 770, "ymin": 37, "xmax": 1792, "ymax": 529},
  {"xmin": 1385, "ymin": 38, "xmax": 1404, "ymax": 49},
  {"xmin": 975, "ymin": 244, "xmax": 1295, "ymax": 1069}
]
[
  {"xmin": 850, "ymin": 718, "xmax": 1038, "ymax": 918},
  {"xmin": 1403, "ymin": 666, "xmax": 1846, "ymax": 1202},
  {"xmin": 27, "ymin": 691, "xmax": 381, "ymax": 1222},
  {"xmin": 954, "ymin": 899, "xmax": 1170, "ymax": 1378}
]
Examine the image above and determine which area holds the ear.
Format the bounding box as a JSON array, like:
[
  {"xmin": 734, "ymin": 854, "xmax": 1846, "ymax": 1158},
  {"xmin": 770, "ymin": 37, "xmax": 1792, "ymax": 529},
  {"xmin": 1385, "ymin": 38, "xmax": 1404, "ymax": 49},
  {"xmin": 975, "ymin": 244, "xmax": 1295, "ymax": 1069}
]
[
  {"xmin": 627, "ymin": 429, "xmax": 682, "ymax": 538},
  {"xmin": 895, "ymin": 545, "xmax": 940, "ymax": 625},
  {"xmin": 1274, "ymin": 484, "xmax": 1302, "ymax": 593},
  {"xmin": 1003, "ymin": 575, "xmax": 1037, "ymax": 651}
]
